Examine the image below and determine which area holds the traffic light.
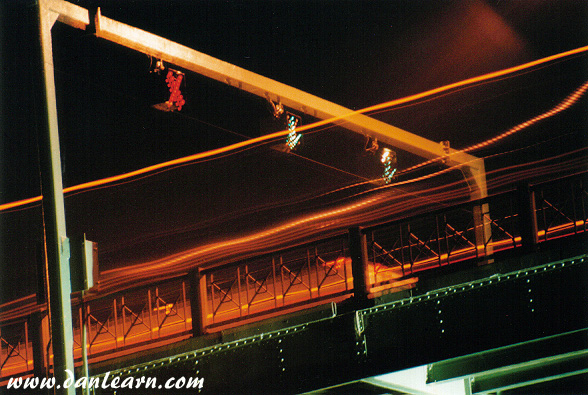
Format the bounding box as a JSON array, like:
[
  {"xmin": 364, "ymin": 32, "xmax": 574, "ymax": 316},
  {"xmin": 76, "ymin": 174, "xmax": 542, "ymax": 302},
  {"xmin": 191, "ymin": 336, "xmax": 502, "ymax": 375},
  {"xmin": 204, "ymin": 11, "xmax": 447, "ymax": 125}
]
[
  {"xmin": 285, "ymin": 112, "xmax": 302, "ymax": 150},
  {"xmin": 381, "ymin": 148, "xmax": 397, "ymax": 184},
  {"xmin": 165, "ymin": 69, "xmax": 185, "ymax": 111}
]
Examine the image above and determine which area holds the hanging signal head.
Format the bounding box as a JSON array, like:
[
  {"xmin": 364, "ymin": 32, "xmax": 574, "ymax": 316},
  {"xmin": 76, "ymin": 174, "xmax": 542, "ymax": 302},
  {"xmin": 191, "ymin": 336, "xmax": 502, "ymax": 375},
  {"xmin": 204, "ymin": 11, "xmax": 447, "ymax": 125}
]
[
  {"xmin": 381, "ymin": 148, "xmax": 397, "ymax": 184},
  {"xmin": 285, "ymin": 112, "xmax": 302, "ymax": 150},
  {"xmin": 286, "ymin": 113, "xmax": 300, "ymax": 130}
]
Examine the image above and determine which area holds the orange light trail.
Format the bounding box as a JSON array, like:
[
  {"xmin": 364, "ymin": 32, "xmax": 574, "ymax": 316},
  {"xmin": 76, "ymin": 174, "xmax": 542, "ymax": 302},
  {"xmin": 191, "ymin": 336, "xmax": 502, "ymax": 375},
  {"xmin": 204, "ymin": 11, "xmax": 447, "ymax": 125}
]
[
  {"xmin": 89, "ymin": 148, "xmax": 588, "ymax": 292},
  {"xmin": 1, "ymin": 45, "xmax": 587, "ymax": 214},
  {"xmin": 294, "ymin": 45, "xmax": 588, "ymax": 134},
  {"xmin": 399, "ymin": 78, "xmax": 588, "ymax": 176}
]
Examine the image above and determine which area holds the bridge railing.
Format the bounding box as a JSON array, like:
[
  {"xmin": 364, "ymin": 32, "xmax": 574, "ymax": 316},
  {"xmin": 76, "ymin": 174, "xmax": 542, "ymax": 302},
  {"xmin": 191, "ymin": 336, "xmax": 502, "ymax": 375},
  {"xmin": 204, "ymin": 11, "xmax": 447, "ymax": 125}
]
[
  {"xmin": 362, "ymin": 174, "xmax": 587, "ymax": 293},
  {"xmin": 205, "ymin": 235, "xmax": 351, "ymax": 328},
  {"xmin": 0, "ymin": 320, "xmax": 32, "ymax": 378},
  {"xmin": 366, "ymin": 193, "xmax": 521, "ymax": 288},
  {"xmin": 72, "ymin": 278, "xmax": 191, "ymax": 362},
  {"xmin": 537, "ymin": 176, "xmax": 588, "ymax": 240},
  {"xmin": 2, "ymin": 173, "xmax": 587, "ymax": 381}
]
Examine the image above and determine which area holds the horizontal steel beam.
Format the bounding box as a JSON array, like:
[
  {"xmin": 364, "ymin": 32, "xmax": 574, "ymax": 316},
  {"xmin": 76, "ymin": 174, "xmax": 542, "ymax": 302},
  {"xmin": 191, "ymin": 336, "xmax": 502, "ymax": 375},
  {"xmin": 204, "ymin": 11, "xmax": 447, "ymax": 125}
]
[
  {"xmin": 427, "ymin": 328, "xmax": 588, "ymax": 384},
  {"xmin": 46, "ymin": 0, "xmax": 479, "ymax": 168},
  {"xmin": 470, "ymin": 350, "xmax": 588, "ymax": 394}
]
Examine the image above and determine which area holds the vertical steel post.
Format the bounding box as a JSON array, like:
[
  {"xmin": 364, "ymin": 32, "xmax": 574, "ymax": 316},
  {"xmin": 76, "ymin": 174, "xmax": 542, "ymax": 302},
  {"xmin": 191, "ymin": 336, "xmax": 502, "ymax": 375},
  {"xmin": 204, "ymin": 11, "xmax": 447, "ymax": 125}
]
[
  {"xmin": 466, "ymin": 159, "xmax": 494, "ymax": 263},
  {"xmin": 306, "ymin": 249, "xmax": 313, "ymax": 299},
  {"xmin": 474, "ymin": 207, "xmax": 481, "ymax": 260},
  {"xmin": 237, "ymin": 266, "xmax": 244, "ymax": 317},
  {"xmin": 342, "ymin": 238, "xmax": 350, "ymax": 291},
  {"xmin": 36, "ymin": 2, "xmax": 75, "ymax": 393},
  {"xmin": 399, "ymin": 224, "xmax": 406, "ymax": 274},
  {"xmin": 443, "ymin": 215, "xmax": 451, "ymax": 264},
  {"xmin": 24, "ymin": 321, "xmax": 30, "ymax": 371},
  {"xmin": 517, "ymin": 182, "xmax": 539, "ymax": 252},
  {"xmin": 80, "ymin": 291, "xmax": 89, "ymax": 395},
  {"xmin": 113, "ymin": 298, "xmax": 118, "ymax": 348},
  {"xmin": 30, "ymin": 311, "xmax": 50, "ymax": 378},
  {"xmin": 210, "ymin": 273, "xmax": 216, "ymax": 323},
  {"xmin": 408, "ymin": 223, "xmax": 414, "ymax": 270},
  {"xmin": 121, "ymin": 296, "xmax": 126, "ymax": 346},
  {"xmin": 436, "ymin": 215, "xmax": 442, "ymax": 266},
  {"xmin": 279, "ymin": 256, "xmax": 285, "ymax": 305},
  {"xmin": 86, "ymin": 305, "xmax": 92, "ymax": 353},
  {"xmin": 314, "ymin": 247, "xmax": 321, "ymax": 297},
  {"xmin": 182, "ymin": 281, "xmax": 188, "ymax": 331},
  {"xmin": 155, "ymin": 288, "xmax": 160, "ymax": 336},
  {"xmin": 271, "ymin": 258, "xmax": 278, "ymax": 308},
  {"xmin": 540, "ymin": 190, "xmax": 548, "ymax": 241},
  {"xmin": 348, "ymin": 227, "xmax": 370, "ymax": 303},
  {"xmin": 189, "ymin": 270, "xmax": 209, "ymax": 337},
  {"xmin": 244, "ymin": 265, "xmax": 250, "ymax": 315},
  {"xmin": 148, "ymin": 289, "xmax": 153, "ymax": 340}
]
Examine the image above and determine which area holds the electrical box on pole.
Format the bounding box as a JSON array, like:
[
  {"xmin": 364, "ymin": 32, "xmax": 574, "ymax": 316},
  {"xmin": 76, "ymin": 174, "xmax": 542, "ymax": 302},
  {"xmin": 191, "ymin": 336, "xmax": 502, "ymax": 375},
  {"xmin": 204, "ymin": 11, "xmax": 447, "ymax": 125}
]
[{"xmin": 70, "ymin": 234, "xmax": 98, "ymax": 292}]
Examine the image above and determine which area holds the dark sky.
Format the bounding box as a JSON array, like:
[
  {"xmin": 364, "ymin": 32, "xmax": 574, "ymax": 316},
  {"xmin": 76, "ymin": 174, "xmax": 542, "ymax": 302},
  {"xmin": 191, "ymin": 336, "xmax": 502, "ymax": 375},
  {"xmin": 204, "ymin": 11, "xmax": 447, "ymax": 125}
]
[
  {"xmin": 1, "ymin": 0, "xmax": 587, "ymax": 199},
  {"xmin": 1, "ymin": 0, "xmax": 587, "ymax": 301}
]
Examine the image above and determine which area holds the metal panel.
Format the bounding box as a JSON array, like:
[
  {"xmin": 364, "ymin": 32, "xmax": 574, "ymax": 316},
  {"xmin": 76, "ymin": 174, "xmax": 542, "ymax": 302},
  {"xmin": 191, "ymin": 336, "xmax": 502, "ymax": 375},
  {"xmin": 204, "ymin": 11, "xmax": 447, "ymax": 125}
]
[{"xmin": 88, "ymin": 255, "xmax": 588, "ymax": 394}]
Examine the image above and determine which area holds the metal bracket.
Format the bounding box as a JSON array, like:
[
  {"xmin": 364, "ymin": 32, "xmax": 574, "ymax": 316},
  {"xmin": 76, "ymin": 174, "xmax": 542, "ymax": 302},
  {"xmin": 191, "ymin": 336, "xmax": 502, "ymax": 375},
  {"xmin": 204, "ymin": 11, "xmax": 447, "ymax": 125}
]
[
  {"xmin": 354, "ymin": 311, "xmax": 368, "ymax": 359},
  {"xmin": 60, "ymin": 236, "xmax": 70, "ymax": 261},
  {"xmin": 354, "ymin": 310, "xmax": 365, "ymax": 338}
]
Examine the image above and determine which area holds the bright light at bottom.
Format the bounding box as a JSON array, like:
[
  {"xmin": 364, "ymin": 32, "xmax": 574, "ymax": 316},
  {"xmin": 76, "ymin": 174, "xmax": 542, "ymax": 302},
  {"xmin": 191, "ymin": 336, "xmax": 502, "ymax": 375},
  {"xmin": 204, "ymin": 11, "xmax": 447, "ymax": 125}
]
[{"xmin": 286, "ymin": 130, "xmax": 301, "ymax": 150}]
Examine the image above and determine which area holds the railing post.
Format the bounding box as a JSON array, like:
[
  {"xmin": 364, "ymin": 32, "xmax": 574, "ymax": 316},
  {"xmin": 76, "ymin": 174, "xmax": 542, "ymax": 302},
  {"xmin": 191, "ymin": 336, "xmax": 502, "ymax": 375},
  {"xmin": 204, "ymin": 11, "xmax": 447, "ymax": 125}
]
[
  {"xmin": 517, "ymin": 181, "xmax": 539, "ymax": 252},
  {"xmin": 189, "ymin": 270, "xmax": 209, "ymax": 337},
  {"xmin": 30, "ymin": 311, "xmax": 50, "ymax": 379},
  {"xmin": 348, "ymin": 227, "xmax": 370, "ymax": 305},
  {"xmin": 466, "ymin": 158, "xmax": 494, "ymax": 264}
]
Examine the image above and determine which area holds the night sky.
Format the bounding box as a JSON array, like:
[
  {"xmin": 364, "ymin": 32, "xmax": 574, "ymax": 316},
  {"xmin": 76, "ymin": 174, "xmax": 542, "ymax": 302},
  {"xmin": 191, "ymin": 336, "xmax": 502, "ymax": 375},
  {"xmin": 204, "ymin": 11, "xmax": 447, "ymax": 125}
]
[{"xmin": 1, "ymin": 0, "xmax": 587, "ymax": 301}]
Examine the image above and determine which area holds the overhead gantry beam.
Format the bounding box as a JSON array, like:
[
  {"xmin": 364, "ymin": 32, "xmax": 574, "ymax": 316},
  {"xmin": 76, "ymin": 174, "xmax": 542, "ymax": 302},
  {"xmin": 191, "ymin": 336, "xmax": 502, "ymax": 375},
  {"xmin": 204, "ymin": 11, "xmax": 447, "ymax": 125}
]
[
  {"xmin": 45, "ymin": 0, "xmax": 480, "ymax": 169},
  {"xmin": 44, "ymin": 0, "xmax": 491, "ymax": 257}
]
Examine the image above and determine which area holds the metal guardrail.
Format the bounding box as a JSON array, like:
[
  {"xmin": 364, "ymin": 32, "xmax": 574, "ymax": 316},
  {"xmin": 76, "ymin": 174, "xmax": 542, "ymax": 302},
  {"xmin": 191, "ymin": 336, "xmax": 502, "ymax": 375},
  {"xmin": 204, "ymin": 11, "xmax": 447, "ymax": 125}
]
[
  {"xmin": 1, "ymin": 173, "xmax": 587, "ymax": 380},
  {"xmin": 206, "ymin": 236, "xmax": 350, "ymax": 326},
  {"xmin": 537, "ymin": 176, "xmax": 588, "ymax": 240},
  {"xmin": 366, "ymin": 194, "xmax": 519, "ymax": 285}
]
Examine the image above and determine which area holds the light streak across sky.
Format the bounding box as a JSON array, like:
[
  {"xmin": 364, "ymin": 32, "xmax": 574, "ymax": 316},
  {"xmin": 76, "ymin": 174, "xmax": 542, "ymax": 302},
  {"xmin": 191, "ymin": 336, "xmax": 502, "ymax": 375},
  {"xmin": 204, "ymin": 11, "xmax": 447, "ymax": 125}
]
[
  {"xmin": 1, "ymin": 45, "xmax": 587, "ymax": 213},
  {"xmin": 96, "ymin": 142, "xmax": 588, "ymax": 293},
  {"xmin": 399, "ymin": 78, "xmax": 588, "ymax": 175}
]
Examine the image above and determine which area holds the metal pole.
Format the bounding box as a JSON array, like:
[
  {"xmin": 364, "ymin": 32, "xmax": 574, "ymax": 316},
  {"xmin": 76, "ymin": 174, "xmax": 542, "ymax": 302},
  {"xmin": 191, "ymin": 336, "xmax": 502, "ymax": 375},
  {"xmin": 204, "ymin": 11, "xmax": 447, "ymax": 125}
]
[
  {"xmin": 81, "ymin": 291, "xmax": 89, "ymax": 395},
  {"xmin": 36, "ymin": 1, "xmax": 76, "ymax": 393},
  {"xmin": 348, "ymin": 227, "xmax": 370, "ymax": 304},
  {"xmin": 189, "ymin": 270, "xmax": 208, "ymax": 337},
  {"xmin": 517, "ymin": 181, "xmax": 539, "ymax": 252}
]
